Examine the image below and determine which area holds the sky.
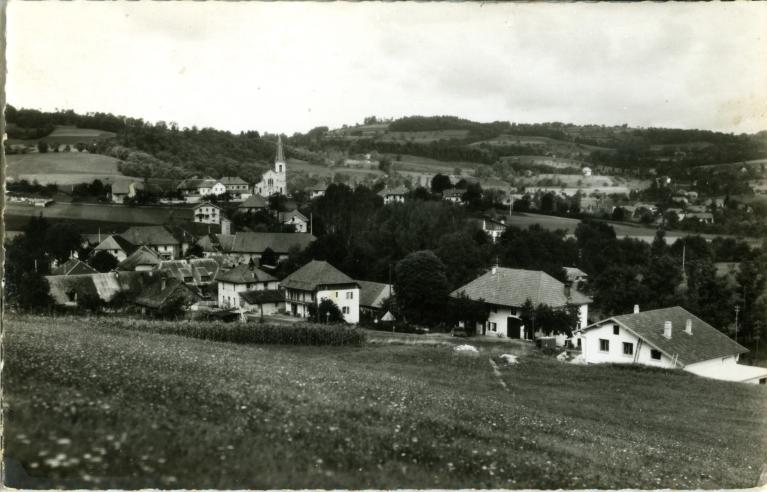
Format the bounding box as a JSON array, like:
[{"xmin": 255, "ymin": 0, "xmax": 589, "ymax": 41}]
[{"xmin": 6, "ymin": 2, "xmax": 767, "ymax": 135}]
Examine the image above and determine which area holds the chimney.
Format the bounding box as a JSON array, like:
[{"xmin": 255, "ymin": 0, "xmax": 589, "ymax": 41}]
[
  {"xmin": 663, "ymin": 320, "xmax": 672, "ymax": 339},
  {"xmin": 633, "ymin": 304, "xmax": 640, "ymax": 314},
  {"xmin": 685, "ymin": 319, "xmax": 692, "ymax": 335}
]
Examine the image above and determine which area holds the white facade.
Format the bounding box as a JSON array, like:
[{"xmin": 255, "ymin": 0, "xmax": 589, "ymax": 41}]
[
  {"xmin": 218, "ymin": 279, "xmax": 280, "ymax": 309},
  {"xmin": 210, "ymin": 182, "xmax": 227, "ymax": 196},
  {"xmin": 578, "ymin": 322, "xmax": 675, "ymax": 368},
  {"xmin": 471, "ymin": 306, "xmax": 527, "ymax": 339},
  {"xmin": 285, "ymin": 286, "xmax": 360, "ymax": 324},
  {"xmin": 194, "ymin": 204, "xmax": 222, "ymax": 225}
]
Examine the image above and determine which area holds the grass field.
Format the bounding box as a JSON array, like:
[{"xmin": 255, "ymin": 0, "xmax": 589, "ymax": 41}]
[
  {"xmin": 3, "ymin": 315, "xmax": 766, "ymax": 489},
  {"xmin": 6, "ymin": 152, "xmax": 128, "ymax": 185}
]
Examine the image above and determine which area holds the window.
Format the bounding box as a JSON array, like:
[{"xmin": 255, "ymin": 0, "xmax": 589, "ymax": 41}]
[
  {"xmin": 650, "ymin": 349, "xmax": 662, "ymax": 360},
  {"xmin": 623, "ymin": 342, "xmax": 633, "ymax": 356},
  {"xmin": 613, "ymin": 325, "xmax": 619, "ymax": 335},
  {"xmin": 184, "ymin": 276, "xmax": 193, "ymax": 283},
  {"xmin": 346, "ymin": 291, "xmax": 353, "ymax": 299},
  {"xmin": 488, "ymin": 322, "xmax": 497, "ymax": 332},
  {"xmin": 599, "ymin": 339, "xmax": 609, "ymax": 352},
  {"xmin": 334, "ymin": 291, "xmax": 338, "ymax": 299},
  {"xmin": 342, "ymin": 306, "xmax": 350, "ymax": 314}
]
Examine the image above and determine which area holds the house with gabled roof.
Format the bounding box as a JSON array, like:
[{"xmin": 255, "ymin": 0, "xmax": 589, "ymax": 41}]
[
  {"xmin": 51, "ymin": 258, "xmax": 98, "ymax": 276},
  {"xmin": 119, "ymin": 225, "xmax": 191, "ymax": 260},
  {"xmin": 45, "ymin": 271, "xmax": 149, "ymax": 308},
  {"xmin": 442, "ymin": 188, "xmax": 464, "ymax": 204},
  {"xmin": 219, "ymin": 176, "xmax": 251, "ymax": 200},
  {"xmin": 193, "ymin": 202, "xmax": 223, "ymax": 225},
  {"xmin": 451, "ymin": 266, "xmax": 592, "ymax": 342},
  {"xmin": 111, "ymin": 180, "xmax": 144, "ymax": 204},
  {"xmin": 576, "ymin": 306, "xmax": 767, "ymax": 384},
  {"xmin": 133, "ymin": 274, "xmax": 203, "ymax": 316},
  {"xmin": 159, "ymin": 258, "xmax": 222, "ymax": 287},
  {"xmin": 309, "ymin": 183, "xmax": 328, "ymax": 199},
  {"xmin": 228, "ymin": 232, "xmax": 316, "ymax": 263},
  {"xmin": 216, "ymin": 263, "xmax": 280, "ymax": 309},
  {"xmin": 118, "ymin": 245, "xmax": 162, "ymax": 272},
  {"xmin": 93, "ymin": 234, "xmax": 137, "ymax": 262},
  {"xmin": 238, "ymin": 194, "xmax": 268, "ymax": 213},
  {"xmin": 357, "ymin": 280, "xmax": 392, "ymax": 321},
  {"xmin": 281, "ymin": 260, "xmax": 360, "ymax": 323},
  {"xmin": 378, "ymin": 186, "xmax": 408, "ymax": 205},
  {"xmin": 278, "ymin": 210, "xmax": 309, "ymax": 233}
]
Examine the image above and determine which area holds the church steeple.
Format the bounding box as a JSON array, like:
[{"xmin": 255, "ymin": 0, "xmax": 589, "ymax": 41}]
[{"xmin": 275, "ymin": 135, "xmax": 286, "ymax": 172}]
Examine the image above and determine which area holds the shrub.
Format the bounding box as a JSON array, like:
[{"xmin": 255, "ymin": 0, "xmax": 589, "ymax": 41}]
[{"xmin": 94, "ymin": 318, "xmax": 367, "ymax": 346}]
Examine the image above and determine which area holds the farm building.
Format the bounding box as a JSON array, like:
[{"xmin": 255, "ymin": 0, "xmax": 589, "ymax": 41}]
[
  {"xmin": 117, "ymin": 246, "xmax": 162, "ymax": 272},
  {"xmin": 563, "ymin": 267, "xmax": 588, "ymax": 289},
  {"xmin": 278, "ymin": 210, "xmax": 309, "ymax": 233},
  {"xmin": 239, "ymin": 290, "xmax": 286, "ymax": 318},
  {"xmin": 219, "ymin": 176, "xmax": 251, "ymax": 200},
  {"xmin": 132, "ymin": 275, "xmax": 203, "ymax": 316},
  {"xmin": 159, "ymin": 258, "xmax": 223, "ymax": 287},
  {"xmin": 118, "ymin": 225, "xmax": 195, "ymax": 260},
  {"xmin": 216, "ymin": 263, "xmax": 280, "ymax": 309},
  {"xmin": 378, "ymin": 186, "xmax": 408, "ymax": 205},
  {"xmin": 685, "ymin": 212, "xmax": 714, "ymax": 224},
  {"xmin": 281, "ymin": 260, "xmax": 360, "ymax": 324},
  {"xmin": 51, "ymin": 258, "xmax": 97, "ymax": 276},
  {"xmin": 45, "ymin": 271, "xmax": 149, "ymax": 308},
  {"xmin": 226, "ymin": 232, "xmax": 316, "ymax": 263},
  {"xmin": 309, "ymin": 183, "xmax": 327, "ymax": 199},
  {"xmin": 357, "ymin": 280, "xmax": 392, "ymax": 321},
  {"xmin": 177, "ymin": 177, "xmax": 218, "ymax": 203},
  {"xmin": 238, "ymin": 194, "xmax": 268, "ymax": 213},
  {"xmin": 111, "ymin": 180, "xmax": 144, "ymax": 204},
  {"xmin": 442, "ymin": 188, "xmax": 464, "ymax": 204},
  {"xmin": 451, "ymin": 266, "xmax": 591, "ymax": 343},
  {"xmin": 576, "ymin": 306, "xmax": 767, "ymax": 385},
  {"xmin": 93, "ymin": 235, "xmax": 137, "ymax": 262},
  {"xmin": 254, "ymin": 135, "xmax": 287, "ymax": 197},
  {"xmin": 193, "ymin": 202, "xmax": 223, "ymax": 225}
]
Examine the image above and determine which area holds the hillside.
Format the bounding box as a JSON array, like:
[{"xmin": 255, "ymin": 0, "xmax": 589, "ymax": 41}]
[
  {"xmin": 4, "ymin": 315, "xmax": 766, "ymax": 489},
  {"xmin": 5, "ymin": 151, "xmax": 128, "ymax": 185}
]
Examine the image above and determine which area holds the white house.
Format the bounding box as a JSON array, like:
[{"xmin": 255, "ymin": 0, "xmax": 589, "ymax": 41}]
[
  {"xmin": 278, "ymin": 210, "xmax": 309, "ymax": 233},
  {"xmin": 255, "ymin": 135, "xmax": 287, "ymax": 197},
  {"xmin": 442, "ymin": 188, "xmax": 464, "ymax": 204},
  {"xmin": 177, "ymin": 177, "xmax": 218, "ymax": 203},
  {"xmin": 378, "ymin": 186, "xmax": 408, "ymax": 205},
  {"xmin": 309, "ymin": 183, "xmax": 328, "ymax": 199},
  {"xmin": 194, "ymin": 202, "xmax": 223, "ymax": 225},
  {"xmin": 576, "ymin": 306, "xmax": 767, "ymax": 385},
  {"xmin": 215, "ymin": 263, "xmax": 280, "ymax": 309},
  {"xmin": 93, "ymin": 235, "xmax": 136, "ymax": 262},
  {"xmin": 111, "ymin": 180, "xmax": 143, "ymax": 204},
  {"xmin": 209, "ymin": 181, "xmax": 227, "ymax": 196},
  {"xmin": 280, "ymin": 260, "xmax": 360, "ymax": 324},
  {"xmin": 451, "ymin": 266, "xmax": 592, "ymax": 344},
  {"xmin": 219, "ymin": 176, "xmax": 251, "ymax": 200}
]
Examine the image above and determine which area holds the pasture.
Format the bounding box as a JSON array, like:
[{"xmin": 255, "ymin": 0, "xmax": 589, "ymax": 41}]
[
  {"xmin": 3, "ymin": 315, "xmax": 766, "ymax": 489},
  {"xmin": 6, "ymin": 152, "xmax": 130, "ymax": 185}
]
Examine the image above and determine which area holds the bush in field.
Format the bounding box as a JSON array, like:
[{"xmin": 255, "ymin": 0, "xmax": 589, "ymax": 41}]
[{"xmin": 100, "ymin": 318, "xmax": 366, "ymax": 346}]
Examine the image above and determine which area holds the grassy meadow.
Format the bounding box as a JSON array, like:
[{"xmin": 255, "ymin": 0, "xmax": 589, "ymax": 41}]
[
  {"xmin": 3, "ymin": 315, "xmax": 766, "ymax": 489},
  {"xmin": 6, "ymin": 152, "xmax": 126, "ymax": 184}
]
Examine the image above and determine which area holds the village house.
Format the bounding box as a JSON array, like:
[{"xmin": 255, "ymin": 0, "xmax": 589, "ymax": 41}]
[
  {"xmin": 51, "ymin": 258, "xmax": 98, "ymax": 276},
  {"xmin": 451, "ymin": 266, "xmax": 592, "ymax": 344},
  {"xmin": 378, "ymin": 186, "xmax": 408, "ymax": 205},
  {"xmin": 238, "ymin": 290, "xmax": 286, "ymax": 319},
  {"xmin": 227, "ymin": 232, "xmax": 316, "ymax": 263},
  {"xmin": 118, "ymin": 225, "xmax": 195, "ymax": 260},
  {"xmin": 216, "ymin": 263, "xmax": 280, "ymax": 309},
  {"xmin": 254, "ymin": 135, "xmax": 287, "ymax": 197},
  {"xmin": 117, "ymin": 245, "xmax": 162, "ymax": 272},
  {"xmin": 6, "ymin": 191, "xmax": 54, "ymax": 207},
  {"xmin": 563, "ymin": 267, "xmax": 588, "ymax": 289},
  {"xmin": 309, "ymin": 183, "xmax": 328, "ymax": 199},
  {"xmin": 176, "ymin": 177, "xmax": 218, "ymax": 203},
  {"xmin": 45, "ymin": 271, "xmax": 148, "ymax": 308},
  {"xmin": 193, "ymin": 202, "xmax": 223, "ymax": 225},
  {"xmin": 93, "ymin": 234, "xmax": 137, "ymax": 262},
  {"xmin": 111, "ymin": 180, "xmax": 144, "ymax": 204},
  {"xmin": 219, "ymin": 176, "xmax": 251, "ymax": 200},
  {"xmin": 442, "ymin": 188, "xmax": 464, "ymax": 204},
  {"xmin": 278, "ymin": 210, "xmax": 309, "ymax": 233},
  {"xmin": 281, "ymin": 260, "xmax": 360, "ymax": 324},
  {"xmin": 132, "ymin": 274, "xmax": 203, "ymax": 316},
  {"xmin": 357, "ymin": 280, "xmax": 392, "ymax": 322},
  {"xmin": 158, "ymin": 258, "xmax": 222, "ymax": 287},
  {"xmin": 237, "ymin": 194, "xmax": 268, "ymax": 214},
  {"xmin": 477, "ymin": 215, "xmax": 509, "ymax": 243},
  {"xmin": 685, "ymin": 212, "xmax": 714, "ymax": 224},
  {"xmin": 575, "ymin": 306, "xmax": 767, "ymax": 384}
]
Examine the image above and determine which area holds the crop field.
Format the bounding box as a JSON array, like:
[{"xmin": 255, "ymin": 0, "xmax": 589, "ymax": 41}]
[
  {"xmin": 378, "ymin": 129, "xmax": 471, "ymax": 143},
  {"xmin": 46, "ymin": 126, "xmax": 116, "ymax": 144},
  {"xmin": 6, "ymin": 152, "xmax": 128, "ymax": 184},
  {"xmin": 4, "ymin": 315, "xmax": 766, "ymax": 489},
  {"xmin": 4, "ymin": 202, "xmax": 191, "ymax": 225},
  {"xmin": 471, "ymin": 134, "xmax": 613, "ymax": 153}
]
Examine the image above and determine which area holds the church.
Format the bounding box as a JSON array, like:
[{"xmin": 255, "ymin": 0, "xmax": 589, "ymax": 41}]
[{"xmin": 254, "ymin": 135, "xmax": 287, "ymax": 197}]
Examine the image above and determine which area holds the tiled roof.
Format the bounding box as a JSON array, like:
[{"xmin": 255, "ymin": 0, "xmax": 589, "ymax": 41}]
[
  {"xmin": 357, "ymin": 280, "xmax": 391, "ymax": 308},
  {"xmin": 281, "ymin": 260, "xmax": 358, "ymax": 292},
  {"xmin": 238, "ymin": 195, "xmax": 268, "ymax": 209},
  {"xmin": 120, "ymin": 226, "xmax": 179, "ymax": 246},
  {"xmin": 378, "ymin": 186, "xmax": 408, "ymax": 197},
  {"xmin": 239, "ymin": 289, "xmax": 285, "ymax": 305},
  {"xmin": 52, "ymin": 258, "xmax": 98, "ymax": 276},
  {"xmin": 216, "ymin": 264, "xmax": 278, "ymax": 284},
  {"xmin": 231, "ymin": 232, "xmax": 315, "ymax": 254},
  {"xmin": 117, "ymin": 245, "xmax": 162, "ymax": 271},
  {"xmin": 278, "ymin": 210, "xmax": 308, "ymax": 223},
  {"xmin": 219, "ymin": 176, "xmax": 248, "ymax": 186},
  {"xmin": 159, "ymin": 258, "xmax": 222, "ymax": 284},
  {"xmin": 94, "ymin": 235, "xmax": 136, "ymax": 254},
  {"xmin": 591, "ymin": 306, "xmax": 748, "ymax": 366},
  {"xmin": 45, "ymin": 271, "xmax": 149, "ymax": 304},
  {"xmin": 451, "ymin": 267, "xmax": 592, "ymax": 308},
  {"xmin": 194, "ymin": 201, "xmax": 222, "ymax": 210},
  {"xmin": 133, "ymin": 276, "xmax": 202, "ymax": 309}
]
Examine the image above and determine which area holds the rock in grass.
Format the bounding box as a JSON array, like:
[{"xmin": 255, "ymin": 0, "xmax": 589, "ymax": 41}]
[
  {"xmin": 556, "ymin": 352, "xmax": 570, "ymax": 362},
  {"xmin": 499, "ymin": 353, "xmax": 519, "ymax": 365},
  {"xmin": 453, "ymin": 344, "xmax": 479, "ymax": 356}
]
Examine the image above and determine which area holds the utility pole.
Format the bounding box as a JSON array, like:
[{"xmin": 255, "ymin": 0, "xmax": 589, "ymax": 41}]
[{"xmin": 734, "ymin": 305, "xmax": 740, "ymax": 343}]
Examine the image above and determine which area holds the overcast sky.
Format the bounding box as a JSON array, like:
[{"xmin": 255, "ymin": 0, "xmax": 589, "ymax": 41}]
[{"xmin": 6, "ymin": 2, "xmax": 767, "ymax": 135}]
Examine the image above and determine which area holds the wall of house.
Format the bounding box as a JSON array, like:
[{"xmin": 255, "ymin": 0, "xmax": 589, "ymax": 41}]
[
  {"xmin": 579, "ymin": 322, "xmax": 675, "ymax": 368},
  {"xmin": 474, "ymin": 306, "xmax": 527, "ymax": 339},
  {"xmin": 218, "ymin": 280, "xmax": 280, "ymax": 308},
  {"xmin": 241, "ymin": 300, "xmax": 282, "ymax": 316},
  {"xmin": 578, "ymin": 304, "xmax": 589, "ymax": 328},
  {"xmin": 317, "ymin": 287, "xmax": 360, "ymax": 324}
]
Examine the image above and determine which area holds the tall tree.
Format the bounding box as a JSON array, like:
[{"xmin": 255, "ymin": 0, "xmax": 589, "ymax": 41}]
[{"xmin": 394, "ymin": 250, "xmax": 449, "ymax": 327}]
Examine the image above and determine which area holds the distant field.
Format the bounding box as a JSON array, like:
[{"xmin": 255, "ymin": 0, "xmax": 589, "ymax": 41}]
[
  {"xmin": 472, "ymin": 134, "xmax": 613, "ymax": 153},
  {"xmin": 378, "ymin": 129, "xmax": 471, "ymax": 143},
  {"xmin": 502, "ymin": 155, "xmax": 590, "ymax": 170},
  {"xmin": 6, "ymin": 152, "xmax": 130, "ymax": 185},
  {"xmin": 4, "ymin": 202, "xmax": 191, "ymax": 226},
  {"xmin": 4, "ymin": 316, "xmax": 766, "ymax": 489},
  {"xmin": 5, "ymin": 126, "xmax": 116, "ymax": 146},
  {"xmin": 693, "ymin": 158, "xmax": 767, "ymax": 172}
]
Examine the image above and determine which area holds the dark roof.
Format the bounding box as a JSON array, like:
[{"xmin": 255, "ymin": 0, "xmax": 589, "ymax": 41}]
[
  {"xmin": 52, "ymin": 259, "xmax": 98, "ymax": 276},
  {"xmin": 120, "ymin": 226, "xmax": 179, "ymax": 246},
  {"xmin": 239, "ymin": 195, "xmax": 267, "ymax": 209},
  {"xmin": 231, "ymin": 232, "xmax": 315, "ymax": 254},
  {"xmin": 95, "ymin": 235, "xmax": 136, "ymax": 254},
  {"xmin": 451, "ymin": 267, "xmax": 592, "ymax": 307},
  {"xmin": 133, "ymin": 276, "xmax": 202, "ymax": 309},
  {"xmin": 220, "ymin": 176, "xmax": 248, "ymax": 186},
  {"xmin": 281, "ymin": 260, "xmax": 358, "ymax": 292},
  {"xmin": 239, "ymin": 289, "xmax": 285, "ymax": 305},
  {"xmin": 117, "ymin": 246, "xmax": 162, "ymax": 271},
  {"xmin": 159, "ymin": 258, "xmax": 222, "ymax": 283},
  {"xmin": 357, "ymin": 280, "xmax": 391, "ymax": 308},
  {"xmin": 46, "ymin": 271, "xmax": 149, "ymax": 304},
  {"xmin": 589, "ymin": 306, "xmax": 748, "ymax": 366},
  {"xmin": 216, "ymin": 264, "xmax": 278, "ymax": 284},
  {"xmin": 378, "ymin": 186, "xmax": 408, "ymax": 197}
]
